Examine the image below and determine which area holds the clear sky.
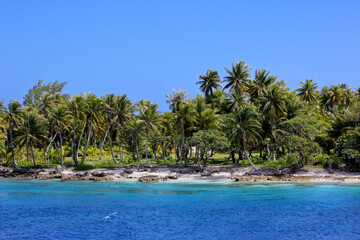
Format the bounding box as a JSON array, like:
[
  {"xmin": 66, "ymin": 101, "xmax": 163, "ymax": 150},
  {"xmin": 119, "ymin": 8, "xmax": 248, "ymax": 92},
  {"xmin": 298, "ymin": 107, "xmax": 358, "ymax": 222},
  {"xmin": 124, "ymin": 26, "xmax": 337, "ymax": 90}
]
[{"xmin": 1, "ymin": 0, "xmax": 359, "ymax": 110}]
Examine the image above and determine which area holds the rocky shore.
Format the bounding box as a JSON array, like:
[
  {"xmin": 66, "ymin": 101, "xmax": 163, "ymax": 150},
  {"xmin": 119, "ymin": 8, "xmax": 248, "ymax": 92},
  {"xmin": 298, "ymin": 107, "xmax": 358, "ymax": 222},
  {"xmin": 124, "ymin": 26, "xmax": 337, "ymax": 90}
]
[{"xmin": 0, "ymin": 165, "xmax": 359, "ymax": 183}]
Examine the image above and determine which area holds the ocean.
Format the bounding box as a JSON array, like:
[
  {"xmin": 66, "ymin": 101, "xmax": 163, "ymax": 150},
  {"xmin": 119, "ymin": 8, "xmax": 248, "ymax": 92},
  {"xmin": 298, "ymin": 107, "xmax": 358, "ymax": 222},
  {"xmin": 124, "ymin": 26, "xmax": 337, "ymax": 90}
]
[{"xmin": 0, "ymin": 179, "xmax": 359, "ymax": 239}]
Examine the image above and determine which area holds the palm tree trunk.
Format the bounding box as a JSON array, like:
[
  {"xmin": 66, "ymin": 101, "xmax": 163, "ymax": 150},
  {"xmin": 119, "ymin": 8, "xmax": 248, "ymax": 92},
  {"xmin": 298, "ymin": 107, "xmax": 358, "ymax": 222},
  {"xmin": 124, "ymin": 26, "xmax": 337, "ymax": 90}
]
[
  {"xmin": 58, "ymin": 127, "xmax": 64, "ymax": 167},
  {"xmin": 245, "ymin": 151, "xmax": 258, "ymax": 171},
  {"xmin": 96, "ymin": 125, "xmax": 109, "ymax": 161},
  {"xmin": 8, "ymin": 121, "xmax": 18, "ymax": 166},
  {"xmin": 43, "ymin": 149, "xmax": 48, "ymax": 167},
  {"xmin": 145, "ymin": 127, "xmax": 152, "ymax": 167},
  {"xmin": 116, "ymin": 128, "xmax": 126, "ymax": 167},
  {"xmin": 26, "ymin": 145, "xmax": 30, "ymax": 162},
  {"xmin": 76, "ymin": 120, "xmax": 87, "ymax": 164},
  {"xmin": 72, "ymin": 114, "xmax": 76, "ymax": 162},
  {"xmin": 135, "ymin": 136, "xmax": 146, "ymax": 167},
  {"xmin": 81, "ymin": 121, "xmax": 93, "ymax": 164},
  {"xmin": 31, "ymin": 145, "xmax": 36, "ymax": 167},
  {"xmin": 108, "ymin": 133, "xmax": 119, "ymax": 164},
  {"xmin": 45, "ymin": 133, "xmax": 57, "ymax": 166},
  {"xmin": 163, "ymin": 128, "xmax": 167, "ymax": 165},
  {"xmin": 180, "ymin": 123, "xmax": 185, "ymax": 167},
  {"xmin": 270, "ymin": 119, "xmax": 276, "ymax": 161}
]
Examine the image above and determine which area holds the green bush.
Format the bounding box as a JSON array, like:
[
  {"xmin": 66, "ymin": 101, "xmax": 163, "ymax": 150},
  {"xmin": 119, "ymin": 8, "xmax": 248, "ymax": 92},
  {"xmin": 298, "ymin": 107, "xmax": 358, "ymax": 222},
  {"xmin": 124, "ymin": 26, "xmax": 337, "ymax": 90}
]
[{"xmin": 279, "ymin": 152, "xmax": 301, "ymax": 168}]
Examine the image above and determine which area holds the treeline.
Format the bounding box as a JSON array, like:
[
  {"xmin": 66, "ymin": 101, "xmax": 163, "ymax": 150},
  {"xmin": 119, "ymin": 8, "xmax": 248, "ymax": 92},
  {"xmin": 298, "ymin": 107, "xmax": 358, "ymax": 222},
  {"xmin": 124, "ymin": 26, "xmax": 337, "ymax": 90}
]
[{"xmin": 0, "ymin": 61, "xmax": 359, "ymax": 170}]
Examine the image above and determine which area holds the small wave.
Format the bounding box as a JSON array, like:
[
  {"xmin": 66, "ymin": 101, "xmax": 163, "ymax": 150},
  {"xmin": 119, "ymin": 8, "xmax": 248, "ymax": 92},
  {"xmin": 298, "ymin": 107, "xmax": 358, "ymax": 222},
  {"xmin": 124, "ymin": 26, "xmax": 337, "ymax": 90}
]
[{"xmin": 102, "ymin": 212, "xmax": 118, "ymax": 220}]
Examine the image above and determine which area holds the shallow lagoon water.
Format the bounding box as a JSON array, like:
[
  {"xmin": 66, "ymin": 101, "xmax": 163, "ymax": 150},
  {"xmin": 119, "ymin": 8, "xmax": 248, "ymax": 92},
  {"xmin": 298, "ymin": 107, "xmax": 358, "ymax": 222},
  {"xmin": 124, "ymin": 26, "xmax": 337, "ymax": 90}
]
[{"xmin": 0, "ymin": 179, "xmax": 359, "ymax": 240}]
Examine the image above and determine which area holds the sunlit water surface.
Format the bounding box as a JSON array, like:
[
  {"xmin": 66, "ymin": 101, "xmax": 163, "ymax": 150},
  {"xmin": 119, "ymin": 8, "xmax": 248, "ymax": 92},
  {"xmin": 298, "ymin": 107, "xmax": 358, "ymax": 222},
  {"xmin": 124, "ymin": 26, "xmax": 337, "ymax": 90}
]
[{"xmin": 0, "ymin": 178, "xmax": 359, "ymax": 240}]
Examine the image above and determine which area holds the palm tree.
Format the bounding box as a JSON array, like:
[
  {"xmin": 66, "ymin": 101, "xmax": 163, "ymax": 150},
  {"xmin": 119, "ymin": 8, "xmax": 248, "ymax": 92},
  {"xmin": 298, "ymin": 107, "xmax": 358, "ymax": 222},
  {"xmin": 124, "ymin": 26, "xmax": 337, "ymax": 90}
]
[
  {"xmin": 228, "ymin": 105, "xmax": 261, "ymax": 170},
  {"xmin": 166, "ymin": 89, "xmax": 189, "ymax": 113},
  {"xmin": 103, "ymin": 94, "xmax": 120, "ymax": 164},
  {"xmin": 81, "ymin": 93, "xmax": 103, "ymax": 164},
  {"xmin": 247, "ymin": 69, "xmax": 276, "ymax": 104},
  {"xmin": 296, "ymin": 79, "xmax": 318, "ymax": 104},
  {"xmin": 260, "ymin": 84, "xmax": 287, "ymax": 161},
  {"xmin": 50, "ymin": 105, "xmax": 71, "ymax": 167},
  {"xmin": 174, "ymin": 103, "xmax": 194, "ymax": 166},
  {"xmin": 138, "ymin": 100, "xmax": 159, "ymax": 167},
  {"xmin": 124, "ymin": 119, "xmax": 147, "ymax": 167},
  {"xmin": 5, "ymin": 100, "xmax": 22, "ymax": 166},
  {"xmin": 13, "ymin": 110, "xmax": 47, "ymax": 167},
  {"xmin": 319, "ymin": 85, "xmax": 343, "ymax": 112},
  {"xmin": 223, "ymin": 61, "xmax": 251, "ymax": 94},
  {"xmin": 342, "ymin": 86, "xmax": 355, "ymax": 107},
  {"xmin": 159, "ymin": 112, "xmax": 174, "ymax": 165},
  {"xmin": 197, "ymin": 69, "xmax": 221, "ymax": 98},
  {"xmin": 67, "ymin": 94, "xmax": 86, "ymax": 164},
  {"xmin": 114, "ymin": 95, "xmax": 133, "ymax": 165},
  {"xmin": 193, "ymin": 95, "xmax": 221, "ymax": 131}
]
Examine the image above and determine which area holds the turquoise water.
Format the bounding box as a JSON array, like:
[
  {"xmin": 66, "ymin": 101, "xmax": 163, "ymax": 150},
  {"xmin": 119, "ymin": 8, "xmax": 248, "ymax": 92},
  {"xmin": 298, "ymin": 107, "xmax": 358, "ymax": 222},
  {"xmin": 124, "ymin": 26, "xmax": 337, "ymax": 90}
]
[{"xmin": 0, "ymin": 179, "xmax": 359, "ymax": 240}]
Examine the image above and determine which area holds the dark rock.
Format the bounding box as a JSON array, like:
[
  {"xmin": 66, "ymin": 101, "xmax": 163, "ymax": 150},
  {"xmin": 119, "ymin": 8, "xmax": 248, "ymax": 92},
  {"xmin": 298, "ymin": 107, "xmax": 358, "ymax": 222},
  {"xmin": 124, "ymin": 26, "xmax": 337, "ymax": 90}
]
[
  {"xmin": 138, "ymin": 176, "xmax": 168, "ymax": 182},
  {"xmin": 91, "ymin": 171, "xmax": 106, "ymax": 177}
]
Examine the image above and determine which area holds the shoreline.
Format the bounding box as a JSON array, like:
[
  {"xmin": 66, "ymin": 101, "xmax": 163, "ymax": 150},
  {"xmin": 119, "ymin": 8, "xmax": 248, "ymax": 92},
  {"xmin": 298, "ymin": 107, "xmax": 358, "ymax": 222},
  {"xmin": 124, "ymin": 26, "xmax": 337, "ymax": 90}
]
[{"xmin": 1, "ymin": 165, "xmax": 360, "ymax": 183}]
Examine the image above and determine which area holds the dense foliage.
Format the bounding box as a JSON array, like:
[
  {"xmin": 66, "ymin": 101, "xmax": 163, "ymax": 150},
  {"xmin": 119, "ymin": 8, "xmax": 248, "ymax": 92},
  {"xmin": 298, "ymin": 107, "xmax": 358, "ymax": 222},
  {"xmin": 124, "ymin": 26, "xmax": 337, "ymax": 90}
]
[{"xmin": 0, "ymin": 61, "xmax": 359, "ymax": 170}]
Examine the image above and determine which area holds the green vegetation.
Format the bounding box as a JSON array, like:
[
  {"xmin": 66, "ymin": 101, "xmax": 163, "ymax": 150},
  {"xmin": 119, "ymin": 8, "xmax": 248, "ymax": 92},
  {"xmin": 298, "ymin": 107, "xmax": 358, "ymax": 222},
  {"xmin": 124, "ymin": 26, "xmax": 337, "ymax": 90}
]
[{"xmin": 0, "ymin": 61, "xmax": 359, "ymax": 171}]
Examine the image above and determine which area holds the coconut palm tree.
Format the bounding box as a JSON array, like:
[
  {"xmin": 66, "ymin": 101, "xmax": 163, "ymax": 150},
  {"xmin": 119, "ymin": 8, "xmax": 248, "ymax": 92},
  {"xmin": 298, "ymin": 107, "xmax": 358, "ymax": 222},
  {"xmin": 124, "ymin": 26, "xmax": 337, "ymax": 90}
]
[
  {"xmin": 296, "ymin": 79, "xmax": 319, "ymax": 104},
  {"xmin": 124, "ymin": 119, "xmax": 147, "ymax": 167},
  {"xmin": 13, "ymin": 110, "xmax": 47, "ymax": 167},
  {"xmin": 260, "ymin": 84, "xmax": 287, "ymax": 161},
  {"xmin": 4, "ymin": 100, "xmax": 23, "ymax": 166},
  {"xmin": 247, "ymin": 69, "xmax": 276, "ymax": 103},
  {"xmin": 223, "ymin": 61, "xmax": 251, "ymax": 94},
  {"xmin": 81, "ymin": 93, "xmax": 103, "ymax": 164},
  {"xmin": 193, "ymin": 95, "xmax": 221, "ymax": 131},
  {"xmin": 174, "ymin": 103, "xmax": 194, "ymax": 166},
  {"xmin": 319, "ymin": 85, "xmax": 343, "ymax": 112},
  {"xmin": 50, "ymin": 105, "xmax": 71, "ymax": 167},
  {"xmin": 114, "ymin": 95, "xmax": 134, "ymax": 165},
  {"xmin": 103, "ymin": 94, "xmax": 120, "ymax": 164},
  {"xmin": 228, "ymin": 105, "xmax": 261, "ymax": 170},
  {"xmin": 166, "ymin": 89, "xmax": 189, "ymax": 113},
  {"xmin": 138, "ymin": 100, "xmax": 159, "ymax": 167},
  {"xmin": 159, "ymin": 112, "xmax": 174, "ymax": 165},
  {"xmin": 67, "ymin": 94, "xmax": 86, "ymax": 164},
  {"xmin": 197, "ymin": 69, "xmax": 222, "ymax": 98}
]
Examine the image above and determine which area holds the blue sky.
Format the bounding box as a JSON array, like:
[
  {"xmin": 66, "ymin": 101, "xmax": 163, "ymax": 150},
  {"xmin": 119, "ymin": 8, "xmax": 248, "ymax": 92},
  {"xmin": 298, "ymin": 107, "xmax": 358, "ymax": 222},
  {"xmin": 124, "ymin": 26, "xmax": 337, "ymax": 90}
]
[{"xmin": 1, "ymin": 0, "xmax": 359, "ymax": 110}]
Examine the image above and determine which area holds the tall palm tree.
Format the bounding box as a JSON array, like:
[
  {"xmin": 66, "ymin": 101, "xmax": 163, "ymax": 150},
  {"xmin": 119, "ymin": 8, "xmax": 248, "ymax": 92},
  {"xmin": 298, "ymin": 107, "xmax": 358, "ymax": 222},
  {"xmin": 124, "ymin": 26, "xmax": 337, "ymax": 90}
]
[
  {"xmin": 13, "ymin": 110, "xmax": 47, "ymax": 167},
  {"xmin": 296, "ymin": 79, "xmax": 318, "ymax": 104},
  {"xmin": 247, "ymin": 69, "xmax": 276, "ymax": 104},
  {"xmin": 50, "ymin": 105, "xmax": 71, "ymax": 167},
  {"xmin": 228, "ymin": 105, "xmax": 261, "ymax": 170},
  {"xmin": 67, "ymin": 94, "xmax": 86, "ymax": 164},
  {"xmin": 103, "ymin": 94, "xmax": 120, "ymax": 164},
  {"xmin": 193, "ymin": 95, "xmax": 221, "ymax": 131},
  {"xmin": 5, "ymin": 100, "xmax": 22, "ymax": 166},
  {"xmin": 223, "ymin": 61, "xmax": 251, "ymax": 94},
  {"xmin": 260, "ymin": 84, "xmax": 287, "ymax": 161},
  {"xmin": 114, "ymin": 95, "xmax": 134, "ymax": 165},
  {"xmin": 342, "ymin": 86, "xmax": 355, "ymax": 107},
  {"xmin": 81, "ymin": 93, "xmax": 103, "ymax": 164},
  {"xmin": 159, "ymin": 112, "xmax": 174, "ymax": 165},
  {"xmin": 138, "ymin": 100, "xmax": 159, "ymax": 167},
  {"xmin": 319, "ymin": 85, "xmax": 343, "ymax": 112},
  {"xmin": 166, "ymin": 89, "xmax": 189, "ymax": 113},
  {"xmin": 197, "ymin": 69, "xmax": 222, "ymax": 98},
  {"xmin": 174, "ymin": 103, "xmax": 194, "ymax": 166},
  {"xmin": 124, "ymin": 119, "xmax": 147, "ymax": 167}
]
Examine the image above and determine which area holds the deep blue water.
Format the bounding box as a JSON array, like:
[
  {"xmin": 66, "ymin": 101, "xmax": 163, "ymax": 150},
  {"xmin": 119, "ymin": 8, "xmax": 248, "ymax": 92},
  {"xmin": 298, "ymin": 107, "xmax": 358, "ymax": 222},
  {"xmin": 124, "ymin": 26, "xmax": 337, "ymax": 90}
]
[{"xmin": 0, "ymin": 179, "xmax": 359, "ymax": 240}]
